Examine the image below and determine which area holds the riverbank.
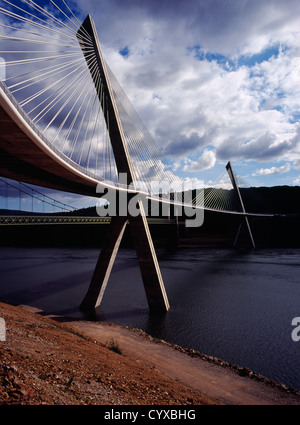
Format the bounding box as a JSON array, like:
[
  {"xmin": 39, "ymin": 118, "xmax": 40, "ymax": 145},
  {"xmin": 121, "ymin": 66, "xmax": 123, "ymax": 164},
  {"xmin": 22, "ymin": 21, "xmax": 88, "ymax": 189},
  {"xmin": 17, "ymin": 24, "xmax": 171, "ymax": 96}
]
[{"xmin": 0, "ymin": 302, "xmax": 299, "ymax": 405}]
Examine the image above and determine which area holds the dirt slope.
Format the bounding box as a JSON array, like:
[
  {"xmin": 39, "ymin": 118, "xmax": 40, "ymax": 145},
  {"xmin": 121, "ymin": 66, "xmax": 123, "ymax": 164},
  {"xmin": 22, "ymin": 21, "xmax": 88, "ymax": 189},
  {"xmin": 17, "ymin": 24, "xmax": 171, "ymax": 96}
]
[{"xmin": 0, "ymin": 302, "xmax": 299, "ymax": 405}]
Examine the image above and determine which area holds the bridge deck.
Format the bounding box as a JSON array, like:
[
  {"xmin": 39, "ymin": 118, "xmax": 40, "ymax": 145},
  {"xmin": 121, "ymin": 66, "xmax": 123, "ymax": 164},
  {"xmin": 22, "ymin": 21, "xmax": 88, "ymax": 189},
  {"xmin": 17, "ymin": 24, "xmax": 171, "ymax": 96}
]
[
  {"xmin": 0, "ymin": 216, "xmax": 175, "ymax": 226},
  {"xmin": 0, "ymin": 83, "xmax": 276, "ymax": 219},
  {"xmin": 0, "ymin": 82, "xmax": 101, "ymax": 197}
]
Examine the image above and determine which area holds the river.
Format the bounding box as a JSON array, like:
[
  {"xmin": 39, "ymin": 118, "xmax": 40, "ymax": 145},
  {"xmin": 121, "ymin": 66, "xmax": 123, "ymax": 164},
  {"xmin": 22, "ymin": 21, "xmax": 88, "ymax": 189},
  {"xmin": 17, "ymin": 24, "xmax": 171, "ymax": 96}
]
[{"xmin": 0, "ymin": 246, "xmax": 299, "ymax": 391}]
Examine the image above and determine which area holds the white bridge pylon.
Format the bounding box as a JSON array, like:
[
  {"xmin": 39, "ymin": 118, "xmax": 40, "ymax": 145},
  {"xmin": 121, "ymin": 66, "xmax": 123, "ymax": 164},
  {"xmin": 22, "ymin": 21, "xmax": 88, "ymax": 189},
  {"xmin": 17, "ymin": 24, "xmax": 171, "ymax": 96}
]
[
  {"xmin": 77, "ymin": 15, "xmax": 169, "ymax": 312},
  {"xmin": 226, "ymin": 161, "xmax": 256, "ymax": 249}
]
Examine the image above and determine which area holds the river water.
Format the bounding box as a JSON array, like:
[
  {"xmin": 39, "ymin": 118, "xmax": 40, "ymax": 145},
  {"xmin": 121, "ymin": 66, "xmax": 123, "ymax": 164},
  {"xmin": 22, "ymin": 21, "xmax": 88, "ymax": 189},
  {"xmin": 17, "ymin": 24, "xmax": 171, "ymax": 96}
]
[{"xmin": 0, "ymin": 246, "xmax": 299, "ymax": 391}]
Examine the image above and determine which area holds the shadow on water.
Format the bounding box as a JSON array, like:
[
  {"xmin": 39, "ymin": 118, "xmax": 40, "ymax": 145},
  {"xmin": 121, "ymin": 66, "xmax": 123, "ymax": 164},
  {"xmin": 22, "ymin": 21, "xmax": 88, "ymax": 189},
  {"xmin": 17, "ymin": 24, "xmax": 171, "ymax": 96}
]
[
  {"xmin": 89, "ymin": 248, "xmax": 258, "ymax": 338},
  {"xmin": 133, "ymin": 247, "xmax": 259, "ymax": 342},
  {"xmin": 0, "ymin": 269, "xmax": 93, "ymax": 307},
  {"xmin": 0, "ymin": 246, "xmax": 254, "ymax": 317},
  {"xmin": 54, "ymin": 308, "xmax": 169, "ymax": 330},
  {"xmin": 56, "ymin": 248, "xmax": 255, "ymax": 326},
  {"xmin": 164, "ymin": 247, "xmax": 253, "ymax": 295}
]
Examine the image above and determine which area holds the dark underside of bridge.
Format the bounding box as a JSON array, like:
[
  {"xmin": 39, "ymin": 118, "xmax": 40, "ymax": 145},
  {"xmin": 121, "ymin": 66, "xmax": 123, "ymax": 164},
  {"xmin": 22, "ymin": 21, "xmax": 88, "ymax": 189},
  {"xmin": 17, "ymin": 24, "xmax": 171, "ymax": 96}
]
[{"xmin": 0, "ymin": 105, "xmax": 98, "ymax": 198}]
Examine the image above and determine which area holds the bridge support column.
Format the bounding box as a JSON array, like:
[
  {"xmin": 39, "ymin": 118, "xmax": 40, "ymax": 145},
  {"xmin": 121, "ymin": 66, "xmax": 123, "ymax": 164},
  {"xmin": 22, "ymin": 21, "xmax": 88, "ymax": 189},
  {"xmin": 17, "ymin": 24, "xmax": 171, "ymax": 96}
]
[
  {"xmin": 226, "ymin": 161, "xmax": 255, "ymax": 249},
  {"xmin": 77, "ymin": 15, "xmax": 170, "ymax": 312},
  {"xmin": 80, "ymin": 216, "xmax": 128, "ymax": 311},
  {"xmin": 80, "ymin": 207, "xmax": 170, "ymax": 312},
  {"xmin": 130, "ymin": 201, "xmax": 170, "ymax": 311}
]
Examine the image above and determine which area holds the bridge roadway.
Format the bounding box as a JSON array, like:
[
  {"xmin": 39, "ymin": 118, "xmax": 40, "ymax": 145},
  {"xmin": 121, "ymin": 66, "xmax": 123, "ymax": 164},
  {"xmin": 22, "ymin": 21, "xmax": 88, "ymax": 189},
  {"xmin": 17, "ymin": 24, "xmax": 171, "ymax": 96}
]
[
  {"xmin": 0, "ymin": 80, "xmax": 184, "ymax": 208},
  {"xmin": 0, "ymin": 216, "xmax": 174, "ymax": 226},
  {"xmin": 0, "ymin": 81, "xmax": 111, "ymax": 198},
  {"xmin": 0, "ymin": 81, "xmax": 212, "ymax": 214},
  {"xmin": 0, "ymin": 81, "xmax": 277, "ymax": 219}
]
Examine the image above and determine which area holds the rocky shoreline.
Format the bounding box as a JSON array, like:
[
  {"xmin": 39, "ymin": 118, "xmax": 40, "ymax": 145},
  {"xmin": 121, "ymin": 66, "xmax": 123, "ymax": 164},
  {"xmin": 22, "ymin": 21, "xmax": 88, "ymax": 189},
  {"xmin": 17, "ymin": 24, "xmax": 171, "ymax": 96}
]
[
  {"xmin": 124, "ymin": 326, "xmax": 300, "ymax": 395},
  {"xmin": 0, "ymin": 302, "xmax": 299, "ymax": 405}
]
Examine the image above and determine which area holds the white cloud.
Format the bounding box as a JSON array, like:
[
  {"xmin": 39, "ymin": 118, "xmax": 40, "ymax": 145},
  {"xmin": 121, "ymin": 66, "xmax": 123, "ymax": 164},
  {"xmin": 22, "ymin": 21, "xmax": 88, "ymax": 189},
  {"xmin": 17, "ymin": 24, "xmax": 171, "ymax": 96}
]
[
  {"xmin": 293, "ymin": 177, "xmax": 300, "ymax": 185},
  {"xmin": 252, "ymin": 163, "xmax": 291, "ymax": 176},
  {"xmin": 71, "ymin": 1, "xmax": 300, "ymax": 181},
  {"xmin": 183, "ymin": 150, "xmax": 216, "ymax": 172},
  {"xmin": 293, "ymin": 159, "xmax": 300, "ymax": 169},
  {"xmin": 180, "ymin": 176, "xmax": 204, "ymax": 190}
]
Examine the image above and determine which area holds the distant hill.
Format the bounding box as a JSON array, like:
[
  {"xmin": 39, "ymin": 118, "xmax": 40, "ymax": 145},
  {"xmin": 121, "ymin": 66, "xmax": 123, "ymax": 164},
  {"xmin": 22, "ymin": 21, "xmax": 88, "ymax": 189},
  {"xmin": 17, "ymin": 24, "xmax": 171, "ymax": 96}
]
[
  {"xmin": 1, "ymin": 186, "xmax": 300, "ymax": 248},
  {"xmin": 240, "ymin": 186, "xmax": 300, "ymax": 214},
  {"xmin": 66, "ymin": 186, "xmax": 300, "ymax": 216},
  {"xmin": 1, "ymin": 185, "xmax": 300, "ymax": 217}
]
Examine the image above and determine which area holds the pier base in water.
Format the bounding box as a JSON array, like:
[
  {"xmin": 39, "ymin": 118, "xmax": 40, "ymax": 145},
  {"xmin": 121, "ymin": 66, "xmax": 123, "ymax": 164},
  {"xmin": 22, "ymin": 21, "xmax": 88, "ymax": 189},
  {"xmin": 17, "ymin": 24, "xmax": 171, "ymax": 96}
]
[{"xmin": 80, "ymin": 203, "xmax": 170, "ymax": 313}]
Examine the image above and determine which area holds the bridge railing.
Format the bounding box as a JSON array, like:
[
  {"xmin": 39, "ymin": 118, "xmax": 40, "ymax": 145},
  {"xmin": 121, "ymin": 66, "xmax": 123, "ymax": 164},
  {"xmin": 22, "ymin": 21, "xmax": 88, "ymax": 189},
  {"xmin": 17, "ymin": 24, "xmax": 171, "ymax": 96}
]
[{"xmin": 0, "ymin": 216, "xmax": 175, "ymax": 225}]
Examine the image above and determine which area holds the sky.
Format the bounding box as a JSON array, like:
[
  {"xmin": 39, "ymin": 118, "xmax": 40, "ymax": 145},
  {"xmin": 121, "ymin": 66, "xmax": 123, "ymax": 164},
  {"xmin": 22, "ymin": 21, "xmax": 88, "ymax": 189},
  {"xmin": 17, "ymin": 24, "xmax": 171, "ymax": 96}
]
[
  {"xmin": 73, "ymin": 0, "xmax": 300, "ymax": 188},
  {"xmin": 1, "ymin": 0, "xmax": 300, "ymax": 211}
]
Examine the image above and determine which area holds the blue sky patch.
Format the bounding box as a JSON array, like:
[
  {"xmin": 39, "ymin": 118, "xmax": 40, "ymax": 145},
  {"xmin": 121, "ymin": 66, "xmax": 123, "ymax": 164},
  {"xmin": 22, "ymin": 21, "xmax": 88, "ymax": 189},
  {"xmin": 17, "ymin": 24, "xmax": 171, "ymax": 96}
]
[
  {"xmin": 289, "ymin": 112, "xmax": 300, "ymax": 124},
  {"xmin": 119, "ymin": 46, "xmax": 130, "ymax": 58},
  {"xmin": 189, "ymin": 44, "xmax": 282, "ymax": 70}
]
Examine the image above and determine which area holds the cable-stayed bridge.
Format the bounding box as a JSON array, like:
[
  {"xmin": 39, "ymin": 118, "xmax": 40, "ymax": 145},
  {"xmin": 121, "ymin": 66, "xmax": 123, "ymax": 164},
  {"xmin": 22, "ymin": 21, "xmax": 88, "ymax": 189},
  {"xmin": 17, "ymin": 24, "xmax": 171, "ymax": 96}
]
[{"xmin": 0, "ymin": 1, "xmax": 278, "ymax": 312}]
